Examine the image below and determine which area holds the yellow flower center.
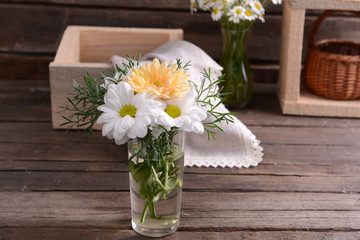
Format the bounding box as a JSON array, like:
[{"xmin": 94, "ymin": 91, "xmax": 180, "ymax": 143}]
[
  {"xmin": 120, "ymin": 105, "xmax": 137, "ymax": 118},
  {"xmin": 245, "ymin": 10, "xmax": 253, "ymax": 16},
  {"xmin": 165, "ymin": 105, "xmax": 181, "ymax": 118},
  {"xmin": 255, "ymin": 3, "xmax": 261, "ymax": 10},
  {"xmin": 236, "ymin": 9, "xmax": 242, "ymax": 15},
  {"xmin": 213, "ymin": 8, "xmax": 219, "ymax": 15}
]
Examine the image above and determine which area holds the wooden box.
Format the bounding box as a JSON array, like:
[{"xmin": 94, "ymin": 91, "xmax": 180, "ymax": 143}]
[
  {"xmin": 49, "ymin": 26, "xmax": 183, "ymax": 129},
  {"xmin": 278, "ymin": 0, "xmax": 360, "ymax": 118}
]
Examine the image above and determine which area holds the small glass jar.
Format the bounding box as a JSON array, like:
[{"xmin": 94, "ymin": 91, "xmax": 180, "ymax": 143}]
[{"xmin": 128, "ymin": 132, "xmax": 185, "ymax": 237}]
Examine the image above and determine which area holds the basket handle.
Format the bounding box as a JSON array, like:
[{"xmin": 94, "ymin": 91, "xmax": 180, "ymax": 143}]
[{"xmin": 308, "ymin": 10, "xmax": 360, "ymax": 47}]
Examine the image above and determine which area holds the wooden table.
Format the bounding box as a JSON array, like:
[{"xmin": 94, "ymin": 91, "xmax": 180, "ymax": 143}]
[{"xmin": 1, "ymin": 80, "xmax": 360, "ymax": 239}]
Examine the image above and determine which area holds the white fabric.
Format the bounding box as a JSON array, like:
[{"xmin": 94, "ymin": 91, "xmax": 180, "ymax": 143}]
[{"xmin": 111, "ymin": 40, "xmax": 263, "ymax": 168}]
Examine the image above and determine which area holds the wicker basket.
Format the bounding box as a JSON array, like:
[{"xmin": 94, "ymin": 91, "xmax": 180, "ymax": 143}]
[{"xmin": 304, "ymin": 10, "xmax": 360, "ymax": 100}]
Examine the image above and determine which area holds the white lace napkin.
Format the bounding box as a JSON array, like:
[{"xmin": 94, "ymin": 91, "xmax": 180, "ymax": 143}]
[{"xmin": 112, "ymin": 40, "xmax": 263, "ymax": 168}]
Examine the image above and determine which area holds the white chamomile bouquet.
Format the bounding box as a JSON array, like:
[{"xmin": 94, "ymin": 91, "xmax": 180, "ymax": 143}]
[
  {"xmin": 191, "ymin": 0, "xmax": 282, "ymax": 24},
  {"xmin": 61, "ymin": 56, "xmax": 233, "ymax": 223}
]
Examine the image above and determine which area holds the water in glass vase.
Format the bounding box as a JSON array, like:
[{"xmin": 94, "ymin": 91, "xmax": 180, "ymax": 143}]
[{"xmin": 128, "ymin": 141, "xmax": 185, "ymax": 238}]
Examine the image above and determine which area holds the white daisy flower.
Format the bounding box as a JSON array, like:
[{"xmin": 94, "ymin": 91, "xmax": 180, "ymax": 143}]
[
  {"xmin": 272, "ymin": 0, "xmax": 282, "ymax": 4},
  {"xmin": 243, "ymin": 8, "xmax": 257, "ymax": 21},
  {"xmin": 227, "ymin": 6, "xmax": 246, "ymax": 23},
  {"xmin": 190, "ymin": 0, "xmax": 197, "ymax": 13},
  {"xmin": 259, "ymin": 13, "xmax": 265, "ymax": 23},
  {"xmin": 97, "ymin": 82, "xmax": 162, "ymax": 145},
  {"xmin": 155, "ymin": 91, "xmax": 207, "ymax": 134},
  {"xmin": 211, "ymin": 6, "xmax": 223, "ymax": 21},
  {"xmin": 221, "ymin": 0, "xmax": 234, "ymax": 6},
  {"xmin": 250, "ymin": 1, "xmax": 264, "ymax": 15},
  {"xmin": 205, "ymin": 0, "xmax": 221, "ymax": 9}
]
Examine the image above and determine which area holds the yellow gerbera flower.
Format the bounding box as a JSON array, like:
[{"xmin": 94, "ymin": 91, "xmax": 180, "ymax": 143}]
[{"xmin": 125, "ymin": 58, "xmax": 190, "ymax": 99}]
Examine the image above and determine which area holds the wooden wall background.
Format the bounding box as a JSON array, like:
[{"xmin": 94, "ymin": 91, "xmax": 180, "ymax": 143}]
[{"xmin": 1, "ymin": 0, "xmax": 360, "ymax": 82}]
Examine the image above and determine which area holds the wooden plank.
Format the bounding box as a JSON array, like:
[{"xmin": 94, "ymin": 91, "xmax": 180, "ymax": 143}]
[
  {"xmin": 79, "ymin": 27, "xmax": 183, "ymax": 62},
  {"xmin": 281, "ymin": 87, "xmax": 360, "ymax": 118},
  {"xmin": 2, "ymin": 4, "xmax": 359, "ymax": 60},
  {"xmin": 1, "ymin": 229, "xmax": 359, "ymax": 240},
  {"xmin": 0, "ymin": 0, "xmax": 191, "ymax": 10},
  {"xmin": 1, "ymin": 6, "xmax": 360, "ymax": 81},
  {"xmin": 0, "ymin": 91, "xmax": 50, "ymax": 122},
  {"xmin": 0, "ymin": 122, "xmax": 110, "ymax": 144},
  {"xmin": 2, "ymin": 122, "xmax": 360, "ymax": 146},
  {"xmin": 184, "ymin": 174, "xmax": 360, "ymax": 193},
  {"xmin": 290, "ymin": 0, "xmax": 360, "ymax": 11},
  {"xmin": 261, "ymin": 144, "xmax": 360, "ymax": 166},
  {"xmin": 0, "ymin": 80, "xmax": 49, "ymax": 92},
  {"xmin": 2, "ymin": 158, "xmax": 360, "ymax": 177},
  {"xmin": 3, "ymin": 80, "xmax": 360, "ymax": 128},
  {"xmin": 0, "ymin": 143, "xmax": 124, "ymax": 162},
  {"xmin": 240, "ymin": 92, "xmax": 360, "ymax": 128},
  {"xmin": 0, "ymin": 0, "xmax": 283, "ymax": 12},
  {"xmin": 278, "ymin": 0, "xmax": 305, "ymax": 102},
  {"xmin": 1, "ymin": 171, "xmax": 360, "ymax": 192},
  {"xmin": 0, "ymin": 53, "xmax": 52, "ymax": 80},
  {"xmin": 1, "ymin": 143, "xmax": 360, "ymax": 176},
  {"xmin": 251, "ymin": 126, "xmax": 360, "ymax": 146},
  {"xmin": 0, "ymin": 192, "xmax": 359, "ymax": 230}
]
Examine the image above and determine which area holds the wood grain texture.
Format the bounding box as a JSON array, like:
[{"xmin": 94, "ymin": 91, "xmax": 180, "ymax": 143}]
[
  {"xmin": 1, "ymin": 4, "xmax": 359, "ymax": 58},
  {"xmin": 1, "ymin": 79, "xmax": 360, "ymax": 236},
  {"xmin": 4, "ymin": 80, "xmax": 360, "ymax": 128},
  {"xmin": 0, "ymin": 192, "xmax": 359, "ymax": 230},
  {"xmin": 1, "ymin": 1, "xmax": 360, "ymax": 82},
  {"xmin": 1, "ymin": 171, "xmax": 360, "ymax": 193},
  {"xmin": 0, "ymin": 53, "xmax": 52, "ymax": 80},
  {"xmin": 290, "ymin": 0, "xmax": 360, "ymax": 11},
  {"xmin": 3, "ymin": 121, "xmax": 360, "ymax": 147},
  {"xmin": 1, "ymin": 229, "xmax": 359, "ymax": 240}
]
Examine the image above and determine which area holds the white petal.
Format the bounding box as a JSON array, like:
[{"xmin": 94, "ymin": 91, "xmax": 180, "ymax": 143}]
[
  {"xmin": 97, "ymin": 111, "xmax": 119, "ymax": 124},
  {"xmin": 117, "ymin": 82, "xmax": 134, "ymax": 104},
  {"xmin": 115, "ymin": 135, "xmax": 130, "ymax": 145},
  {"xmin": 131, "ymin": 94, "xmax": 146, "ymax": 108},
  {"xmin": 193, "ymin": 121, "xmax": 204, "ymax": 134},
  {"xmin": 137, "ymin": 125, "xmax": 148, "ymax": 138},
  {"xmin": 113, "ymin": 117, "xmax": 132, "ymax": 139},
  {"xmin": 101, "ymin": 121, "xmax": 116, "ymax": 137}
]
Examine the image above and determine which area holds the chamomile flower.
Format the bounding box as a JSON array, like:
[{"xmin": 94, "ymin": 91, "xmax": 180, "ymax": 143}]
[
  {"xmin": 243, "ymin": 8, "xmax": 257, "ymax": 21},
  {"xmin": 227, "ymin": 6, "xmax": 246, "ymax": 23},
  {"xmin": 221, "ymin": 0, "xmax": 234, "ymax": 5},
  {"xmin": 97, "ymin": 82, "xmax": 162, "ymax": 145},
  {"xmin": 211, "ymin": 6, "xmax": 223, "ymax": 21},
  {"xmin": 155, "ymin": 91, "xmax": 207, "ymax": 134},
  {"xmin": 190, "ymin": 0, "xmax": 197, "ymax": 12},
  {"xmin": 250, "ymin": 1, "xmax": 264, "ymax": 15},
  {"xmin": 259, "ymin": 13, "xmax": 265, "ymax": 22},
  {"xmin": 207, "ymin": 0, "xmax": 221, "ymax": 8},
  {"xmin": 100, "ymin": 71, "xmax": 121, "ymax": 90}
]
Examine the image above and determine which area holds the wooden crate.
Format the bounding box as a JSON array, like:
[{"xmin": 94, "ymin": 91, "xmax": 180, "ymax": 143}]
[
  {"xmin": 49, "ymin": 26, "xmax": 183, "ymax": 129},
  {"xmin": 278, "ymin": 0, "xmax": 360, "ymax": 118}
]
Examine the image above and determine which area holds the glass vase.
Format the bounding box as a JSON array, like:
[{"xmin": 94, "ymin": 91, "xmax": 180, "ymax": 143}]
[
  {"xmin": 219, "ymin": 26, "xmax": 253, "ymax": 108},
  {"xmin": 128, "ymin": 132, "xmax": 185, "ymax": 237}
]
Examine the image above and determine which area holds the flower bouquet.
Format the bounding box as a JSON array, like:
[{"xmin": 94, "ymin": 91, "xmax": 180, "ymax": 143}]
[
  {"xmin": 61, "ymin": 56, "xmax": 233, "ymax": 237},
  {"xmin": 191, "ymin": 0, "xmax": 282, "ymax": 108}
]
